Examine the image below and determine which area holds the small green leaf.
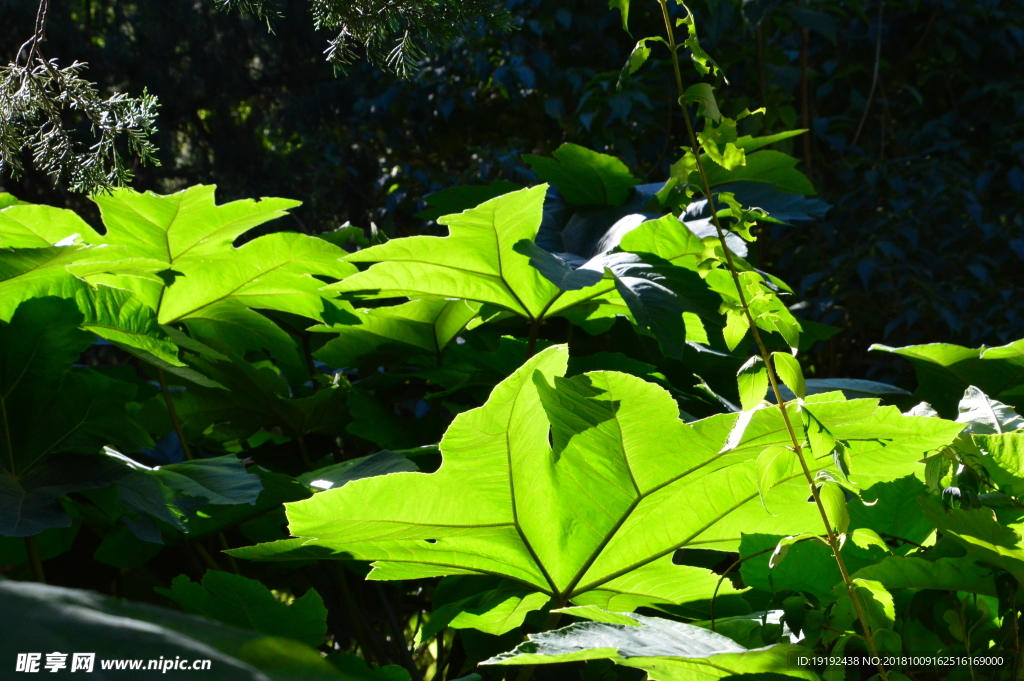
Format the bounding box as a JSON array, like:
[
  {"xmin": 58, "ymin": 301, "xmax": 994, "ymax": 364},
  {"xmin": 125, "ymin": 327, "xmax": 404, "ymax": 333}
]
[
  {"xmin": 723, "ymin": 307, "xmax": 749, "ymax": 351},
  {"xmin": 848, "ymin": 528, "xmax": 891, "ymax": 554},
  {"xmin": 617, "ymin": 37, "xmax": 665, "ymax": 89},
  {"xmin": 737, "ymin": 356, "xmax": 768, "ymax": 412},
  {"xmin": 802, "ymin": 406, "xmax": 836, "ymax": 459},
  {"xmin": 818, "ymin": 481, "xmax": 849, "ymax": 535},
  {"xmin": 683, "ymin": 83, "xmax": 721, "ymax": 124},
  {"xmin": 773, "ymin": 352, "xmax": 806, "ymax": 399},
  {"xmin": 757, "ymin": 446, "xmax": 798, "ymax": 511}
]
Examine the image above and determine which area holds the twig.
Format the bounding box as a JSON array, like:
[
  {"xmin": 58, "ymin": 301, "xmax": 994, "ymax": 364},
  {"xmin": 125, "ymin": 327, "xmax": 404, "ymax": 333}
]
[
  {"xmin": 25, "ymin": 536, "xmax": 46, "ymax": 583},
  {"xmin": 852, "ymin": 1, "xmax": 885, "ymax": 147}
]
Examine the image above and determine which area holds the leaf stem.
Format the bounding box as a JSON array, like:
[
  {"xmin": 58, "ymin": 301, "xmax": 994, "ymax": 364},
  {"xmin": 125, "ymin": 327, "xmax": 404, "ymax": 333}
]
[
  {"xmin": 525, "ymin": 318, "xmax": 541, "ymax": 358},
  {"xmin": 657, "ymin": 3, "xmax": 888, "ymax": 678},
  {"xmin": 25, "ymin": 536, "xmax": 46, "ymax": 583},
  {"xmin": 513, "ymin": 606, "xmax": 565, "ymax": 681},
  {"xmin": 158, "ymin": 368, "xmax": 194, "ymax": 461}
]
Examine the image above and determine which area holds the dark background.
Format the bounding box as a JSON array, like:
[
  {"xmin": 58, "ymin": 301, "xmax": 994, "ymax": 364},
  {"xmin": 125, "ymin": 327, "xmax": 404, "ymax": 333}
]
[{"xmin": 3, "ymin": 0, "xmax": 1023, "ymax": 382}]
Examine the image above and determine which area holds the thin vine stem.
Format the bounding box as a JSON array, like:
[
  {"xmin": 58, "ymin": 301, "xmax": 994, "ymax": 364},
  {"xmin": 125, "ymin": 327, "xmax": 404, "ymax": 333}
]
[
  {"xmin": 25, "ymin": 535, "xmax": 46, "ymax": 583},
  {"xmin": 657, "ymin": 3, "xmax": 888, "ymax": 678}
]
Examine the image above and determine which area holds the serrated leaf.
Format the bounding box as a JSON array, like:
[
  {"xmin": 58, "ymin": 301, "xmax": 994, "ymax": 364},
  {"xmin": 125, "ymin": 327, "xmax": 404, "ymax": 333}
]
[
  {"xmin": 802, "ymin": 407, "xmax": 836, "ymax": 459},
  {"xmin": 617, "ymin": 38, "xmax": 664, "ymax": 88},
  {"xmin": 683, "ymin": 83, "xmax": 721, "ymax": 124},
  {"xmin": 818, "ymin": 481, "xmax": 849, "ymax": 535},
  {"xmin": 772, "ymin": 352, "xmax": 805, "ymax": 399},
  {"xmin": 737, "ymin": 356, "xmax": 768, "ymax": 412},
  {"xmin": 848, "ymin": 528, "xmax": 890, "ymax": 553},
  {"xmin": 704, "ymin": 151, "xmax": 815, "ymax": 196}
]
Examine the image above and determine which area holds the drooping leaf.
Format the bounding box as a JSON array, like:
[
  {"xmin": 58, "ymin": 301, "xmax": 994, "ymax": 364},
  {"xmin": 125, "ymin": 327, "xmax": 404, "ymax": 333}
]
[
  {"xmin": 482, "ymin": 608, "xmax": 816, "ymax": 680},
  {"xmin": 772, "ymin": 378, "xmax": 910, "ymax": 403},
  {"xmin": 956, "ymin": 386, "xmax": 1024, "ymax": 434},
  {"xmin": 0, "ymin": 581, "xmax": 344, "ymax": 680},
  {"xmin": 756, "ymin": 446, "xmax": 798, "ymax": 511},
  {"xmin": 871, "ymin": 340, "xmax": 1024, "ymax": 417},
  {"xmin": 158, "ymin": 570, "xmax": 328, "ymax": 648},
  {"xmin": 853, "ymin": 555, "xmax": 999, "ymax": 596},
  {"xmin": 524, "ymin": 145, "xmax": 639, "ymax": 207}
]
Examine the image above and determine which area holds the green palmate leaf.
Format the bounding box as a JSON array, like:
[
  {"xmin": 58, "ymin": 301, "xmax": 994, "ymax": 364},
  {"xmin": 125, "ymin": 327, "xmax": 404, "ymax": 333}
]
[
  {"xmin": 327, "ymin": 186, "xmax": 624, "ymax": 327},
  {"xmin": 773, "ymin": 352, "xmax": 806, "ymax": 399},
  {"xmin": 418, "ymin": 576, "xmax": 551, "ymax": 642},
  {"xmin": 956, "ymin": 386, "xmax": 1024, "ymax": 434},
  {"xmin": 158, "ymin": 571, "xmax": 328, "ymax": 648},
  {"xmin": 0, "ymin": 298, "xmax": 152, "ymax": 536},
  {"xmin": 524, "ymin": 145, "xmax": 639, "ymax": 207},
  {"xmin": 233, "ymin": 350, "xmax": 960, "ymax": 620},
  {"xmin": 482, "ymin": 608, "xmax": 815, "ymax": 681},
  {"xmin": 313, "ymin": 298, "xmax": 481, "ymax": 369},
  {"xmin": 871, "ymin": 340, "xmax": 1024, "ymax": 417},
  {"xmin": 157, "ymin": 231, "xmax": 354, "ymax": 324},
  {"xmin": 737, "ymin": 356, "xmax": 768, "ymax": 411},
  {"xmin": 0, "ymin": 581, "xmax": 344, "ymax": 680}
]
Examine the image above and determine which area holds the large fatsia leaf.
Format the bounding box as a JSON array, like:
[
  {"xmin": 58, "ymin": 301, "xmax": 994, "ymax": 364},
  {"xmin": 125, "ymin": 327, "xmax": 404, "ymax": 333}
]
[
  {"xmin": 91, "ymin": 184, "xmax": 300, "ymax": 266},
  {"xmin": 158, "ymin": 570, "xmax": 328, "ymax": 648},
  {"xmin": 482, "ymin": 608, "xmax": 817, "ymax": 681},
  {"xmin": 0, "ymin": 298, "xmax": 152, "ymax": 536},
  {"xmin": 232, "ymin": 347, "xmax": 958, "ymax": 617},
  {"xmin": 0, "ymin": 580, "xmax": 346, "ymax": 680},
  {"xmin": 872, "ymin": 339, "xmax": 1024, "ymax": 417},
  {"xmin": 157, "ymin": 231, "xmax": 355, "ymax": 324},
  {"xmin": 327, "ymin": 186, "xmax": 615, "ymax": 324}
]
